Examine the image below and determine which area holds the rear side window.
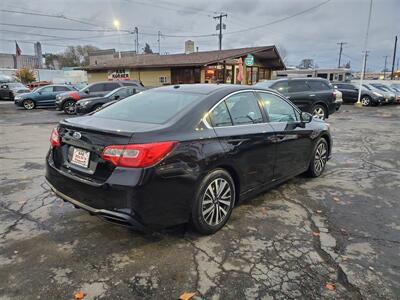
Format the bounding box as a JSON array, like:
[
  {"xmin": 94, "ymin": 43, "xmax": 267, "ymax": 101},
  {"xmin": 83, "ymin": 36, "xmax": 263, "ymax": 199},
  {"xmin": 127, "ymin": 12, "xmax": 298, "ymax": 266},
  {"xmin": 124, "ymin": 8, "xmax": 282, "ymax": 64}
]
[
  {"xmin": 307, "ymin": 80, "xmax": 331, "ymax": 91},
  {"xmin": 208, "ymin": 101, "xmax": 232, "ymax": 127},
  {"xmin": 88, "ymin": 83, "xmax": 104, "ymax": 92},
  {"xmin": 258, "ymin": 92, "xmax": 298, "ymax": 122},
  {"xmin": 288, "ymin": 80, "xmax": 311, "ymax": 93},
  {"xmin": 94, "ymin": 90, "xmax": 201, "ymax": 124},
  {"xmin": 121, "ymin": 82, "xmax": 138, "ymax": 87},
  {"xmin": 224, "ymin": 92, "xmax": 263, "ymax": 125},
  {"xmin": 104, "ymin": 82, "xmax": 120, "ymax": 91},
  {"xmin": 54, "ymin": 86, "xmax": 70, "ymax": 92}
]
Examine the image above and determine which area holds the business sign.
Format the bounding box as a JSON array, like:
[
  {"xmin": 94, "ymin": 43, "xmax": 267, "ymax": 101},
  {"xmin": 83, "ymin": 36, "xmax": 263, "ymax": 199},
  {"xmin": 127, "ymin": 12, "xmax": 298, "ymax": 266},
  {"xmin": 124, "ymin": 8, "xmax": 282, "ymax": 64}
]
[
  {"xmin": 244, "ymin": 54, "xmax": 254, "ymax": 66},
  {"xmin": 108, "ymin": 70, "xmax": 130, "ymax": 80}
]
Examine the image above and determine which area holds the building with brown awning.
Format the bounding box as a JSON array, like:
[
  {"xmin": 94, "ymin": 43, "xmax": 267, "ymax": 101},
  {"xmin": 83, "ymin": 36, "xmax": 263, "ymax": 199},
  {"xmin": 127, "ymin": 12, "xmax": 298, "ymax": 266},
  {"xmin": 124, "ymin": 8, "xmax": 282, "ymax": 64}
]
[{"xmin": 82, "ymin": 46, "xmax": 285, "ymax": 87}]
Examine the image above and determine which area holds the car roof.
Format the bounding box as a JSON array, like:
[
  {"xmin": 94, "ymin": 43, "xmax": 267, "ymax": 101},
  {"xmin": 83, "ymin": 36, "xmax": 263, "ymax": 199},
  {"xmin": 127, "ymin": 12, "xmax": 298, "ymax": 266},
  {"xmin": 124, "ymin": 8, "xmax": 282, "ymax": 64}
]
[
  {"xmin": 152, "ymin": 84, "xmax": 276, "ymax": 95},
  {"xmin": 90, "ymin": 80, "xmax": 141, "ymax": 84}
]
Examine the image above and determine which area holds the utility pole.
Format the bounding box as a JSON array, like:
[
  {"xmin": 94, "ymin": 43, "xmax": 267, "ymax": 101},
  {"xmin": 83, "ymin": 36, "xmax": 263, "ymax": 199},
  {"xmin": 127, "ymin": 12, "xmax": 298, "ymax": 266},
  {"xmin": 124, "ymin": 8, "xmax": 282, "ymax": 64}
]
[
  {"xmin": 383, "ymin": 55, "xmax": 388, "ymax": 79},
  {"xmin": 214, "ymin": 13, "xmax": 227, "ymax": 50},
  {"xmin": 362, "ymin": 50, "xmax": 370, "ymax": 79},
  {"xmin": 390, "ymin": 35, "xmax": 397, "ymax": 80},
  {"xmin": 356, "ymin": 0, "xmax": 373, "ymax": 105},
  {"xmin": 157, "ymin": 31, "xmax": 161, "ymax": 54},
  {"xmin": 134, "ymin": 27, "xmax": 139, "ymax": 54},
  {"xmin": 337, "ymin": 42, "xmax": 347, "ymax": 68}
]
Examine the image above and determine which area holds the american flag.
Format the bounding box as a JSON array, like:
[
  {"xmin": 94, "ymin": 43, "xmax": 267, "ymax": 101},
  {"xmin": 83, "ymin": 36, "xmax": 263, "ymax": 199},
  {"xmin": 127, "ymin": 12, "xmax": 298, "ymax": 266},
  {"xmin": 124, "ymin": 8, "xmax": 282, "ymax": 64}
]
[{"xmin": 15, "ymin": 41, "xmax": 22, "ymax": 56}]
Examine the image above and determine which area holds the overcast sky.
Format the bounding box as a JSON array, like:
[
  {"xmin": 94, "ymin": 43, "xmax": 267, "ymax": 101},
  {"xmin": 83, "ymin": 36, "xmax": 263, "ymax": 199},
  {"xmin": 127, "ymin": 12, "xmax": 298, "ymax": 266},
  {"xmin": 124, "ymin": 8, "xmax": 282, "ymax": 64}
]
[{"xmin": 0, "ymin": 0, "xmax": 399, "ymax": 71}]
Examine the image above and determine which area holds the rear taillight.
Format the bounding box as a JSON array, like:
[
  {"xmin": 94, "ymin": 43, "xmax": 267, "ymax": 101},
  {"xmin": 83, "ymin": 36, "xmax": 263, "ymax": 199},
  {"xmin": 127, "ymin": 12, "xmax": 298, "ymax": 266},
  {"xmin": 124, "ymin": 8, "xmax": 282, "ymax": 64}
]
[
  {"xmin": 50, "ymin": 127, "xmax": 61, "ymax": 148},
  {"xmin": 101, "ymin": 141, "xmax": 177, "ymax": 168}
]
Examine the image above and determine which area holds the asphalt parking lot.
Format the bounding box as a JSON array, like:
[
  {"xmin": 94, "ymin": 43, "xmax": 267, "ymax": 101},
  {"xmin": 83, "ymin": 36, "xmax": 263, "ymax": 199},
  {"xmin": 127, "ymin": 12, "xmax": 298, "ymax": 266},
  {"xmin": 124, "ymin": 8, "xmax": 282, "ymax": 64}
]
[{"xmin": 0, "ymin": 102, "xmax": 399, "ymax": 299}]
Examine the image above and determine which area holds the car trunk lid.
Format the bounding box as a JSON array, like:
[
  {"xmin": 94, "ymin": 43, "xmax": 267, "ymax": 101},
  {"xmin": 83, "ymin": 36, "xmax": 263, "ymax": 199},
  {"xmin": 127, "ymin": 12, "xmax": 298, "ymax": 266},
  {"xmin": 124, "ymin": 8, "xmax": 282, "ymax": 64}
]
[{"xmin": 52, "ymin": 116, "xmax": 162, "ymax": 183}]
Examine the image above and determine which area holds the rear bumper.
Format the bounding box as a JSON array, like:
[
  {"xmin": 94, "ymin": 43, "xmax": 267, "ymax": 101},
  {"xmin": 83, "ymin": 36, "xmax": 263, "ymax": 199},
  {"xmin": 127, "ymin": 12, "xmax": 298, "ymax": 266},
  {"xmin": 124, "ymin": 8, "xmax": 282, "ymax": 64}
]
[
  {"xmin": 45, "ymin": 148, "xmax": 194, "ymax": 229},
  {"xmin": 46, "ymin": 179, "xmax": 149, "ymax": 231}
]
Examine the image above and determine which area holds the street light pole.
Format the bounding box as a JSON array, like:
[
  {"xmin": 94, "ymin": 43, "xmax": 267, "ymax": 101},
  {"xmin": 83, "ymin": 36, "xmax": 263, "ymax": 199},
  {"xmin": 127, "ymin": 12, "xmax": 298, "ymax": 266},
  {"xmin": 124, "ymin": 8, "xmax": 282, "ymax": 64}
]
[
  {"xmin": 383, "ymin": 55, "xmax": 388, "ymax": 79},
  {"xmin": 356, "ymin": 0, "xmax": 373, "ymax": 106},
  {"xmin": 337, "ymin": 42, "xmax": 347, "ymax": 68},
  {"xmin": 390, "ymin": 35, "xmax": 397, "ymax": 80}
]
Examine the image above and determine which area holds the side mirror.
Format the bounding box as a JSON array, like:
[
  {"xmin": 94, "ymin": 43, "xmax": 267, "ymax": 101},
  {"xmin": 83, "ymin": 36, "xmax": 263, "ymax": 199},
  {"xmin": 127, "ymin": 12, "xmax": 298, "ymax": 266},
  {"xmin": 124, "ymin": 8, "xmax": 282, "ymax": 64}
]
[
  {"xmin": 114, "ymin": 95, "xmax": 120, "ymax": 100},
  {"xmin": 300, "ymin": 112, "xmax": 313, "ymax": 123},
  {"xmin": 84, "ymin": 89, "xmax": 89, "ymax": 94},
  {"xmin": 38, "ymin": 91, "xmax": 42, "ymax": 95}
]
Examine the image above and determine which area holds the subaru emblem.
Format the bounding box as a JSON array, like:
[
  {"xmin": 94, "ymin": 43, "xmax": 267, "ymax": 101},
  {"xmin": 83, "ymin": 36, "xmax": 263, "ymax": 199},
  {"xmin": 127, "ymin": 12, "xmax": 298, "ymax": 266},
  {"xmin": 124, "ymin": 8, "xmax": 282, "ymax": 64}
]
[{"xmin": 72, "ymin": 132, "xmax": 81, "ymax": 139}]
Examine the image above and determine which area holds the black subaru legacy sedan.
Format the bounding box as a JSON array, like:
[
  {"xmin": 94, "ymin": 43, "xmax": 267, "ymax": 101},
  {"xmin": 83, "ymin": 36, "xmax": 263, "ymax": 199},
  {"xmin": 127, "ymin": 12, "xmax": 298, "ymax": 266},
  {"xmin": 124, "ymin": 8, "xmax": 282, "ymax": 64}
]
[{"xmin": 46, "ymin": 84, "xmax": 332, "ymax": 234}]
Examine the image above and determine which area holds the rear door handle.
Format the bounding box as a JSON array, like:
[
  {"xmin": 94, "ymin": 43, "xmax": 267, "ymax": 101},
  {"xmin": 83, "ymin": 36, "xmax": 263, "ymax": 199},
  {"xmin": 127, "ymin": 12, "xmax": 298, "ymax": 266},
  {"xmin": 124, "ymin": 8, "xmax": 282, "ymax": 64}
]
[{"xmin": 309, "ymin": 94, "xmax": 316, "ymax": 97}]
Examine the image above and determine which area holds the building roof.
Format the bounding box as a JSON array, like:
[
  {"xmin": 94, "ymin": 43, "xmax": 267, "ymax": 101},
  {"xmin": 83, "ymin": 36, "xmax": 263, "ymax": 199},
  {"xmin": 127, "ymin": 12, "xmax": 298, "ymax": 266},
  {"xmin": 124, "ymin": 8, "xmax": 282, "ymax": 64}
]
[{"xmin": 82, "ymin": 46, "xmax": 285, "ymax": 71}]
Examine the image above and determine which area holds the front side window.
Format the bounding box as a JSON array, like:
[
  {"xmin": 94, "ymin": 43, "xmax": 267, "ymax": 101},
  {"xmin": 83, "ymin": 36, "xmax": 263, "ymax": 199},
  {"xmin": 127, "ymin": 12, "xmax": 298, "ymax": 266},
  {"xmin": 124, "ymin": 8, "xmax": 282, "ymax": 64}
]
[
  {"xmin": 271, "ymin": 81, "xmax": 289, "ymax": 93},
  {"xmin": 258, "ymin": 92, "xmax": 298, "ymax": 123},
  {"xmin": 224, "ymin": 92, "xmax": 263, "ymax": 125}
]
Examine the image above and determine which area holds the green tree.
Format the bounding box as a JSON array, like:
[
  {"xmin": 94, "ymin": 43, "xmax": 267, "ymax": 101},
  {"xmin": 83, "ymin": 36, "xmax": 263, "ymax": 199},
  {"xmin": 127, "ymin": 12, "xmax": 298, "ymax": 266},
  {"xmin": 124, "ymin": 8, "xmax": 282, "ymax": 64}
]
[
  {"xmin": 15, "ymin": 68, "xmax": 36, "ymax": 84},
  {"xmin": 54, "ymin": 45, "xmax": 100, "ymax": 68}
]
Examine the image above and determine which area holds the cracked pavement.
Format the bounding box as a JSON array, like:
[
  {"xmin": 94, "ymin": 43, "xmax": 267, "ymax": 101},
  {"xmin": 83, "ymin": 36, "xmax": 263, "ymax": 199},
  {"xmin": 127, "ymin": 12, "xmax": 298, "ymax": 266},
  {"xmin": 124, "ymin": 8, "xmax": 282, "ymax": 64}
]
[{"xmin": 0, "ymin": 102, "xmax": 399, "ymax": 299}]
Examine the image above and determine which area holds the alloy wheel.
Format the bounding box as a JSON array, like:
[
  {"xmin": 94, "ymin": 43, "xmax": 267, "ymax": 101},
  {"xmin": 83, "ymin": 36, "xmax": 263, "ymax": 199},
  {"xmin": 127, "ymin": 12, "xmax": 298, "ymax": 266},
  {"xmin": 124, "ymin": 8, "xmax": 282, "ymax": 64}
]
[
  {"xmin": 314, "ymin": 142, "xmax": 327, "ymax": 175},
  {"xmin": 23, "ymin": 100, "xmax": 35, "ymax": 110},
  {"xmin": 313, "ymin": 107, "xmax": 325, "ymax": 120},
  {"xmin": 361, "ymin": 97, "xmax": 370, "ymax": 106},
  {"xmin": 201, "ymin": 178, "xmax": 232, "ymax": 226},
  {"xmin": 64, "ymin": 101, "xmax": 76, "ymax": 114}
]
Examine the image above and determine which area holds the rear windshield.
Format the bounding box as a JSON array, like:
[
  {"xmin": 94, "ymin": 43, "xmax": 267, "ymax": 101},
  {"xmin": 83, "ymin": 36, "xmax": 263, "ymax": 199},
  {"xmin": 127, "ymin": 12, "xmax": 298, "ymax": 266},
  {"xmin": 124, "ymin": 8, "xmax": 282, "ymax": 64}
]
[{"xmin": 94, "ymin": 90, "xmax": 202, "ymax": 124}]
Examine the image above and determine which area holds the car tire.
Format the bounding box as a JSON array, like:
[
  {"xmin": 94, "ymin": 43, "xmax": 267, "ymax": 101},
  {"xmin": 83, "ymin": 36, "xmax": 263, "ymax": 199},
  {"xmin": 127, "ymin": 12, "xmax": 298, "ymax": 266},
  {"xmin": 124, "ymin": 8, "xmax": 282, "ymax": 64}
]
[
  {"xmin": 307, "ymin": 138, "xmax": 328, "ymax": 178},
  {"xmin": 191, "ymin": 169, "xmax": 235, "ymax": 235},
  {"xmin": 63, "ymin": 100, "xmax": 76, "ymax": 115},
  {"xmin": 361, "ymin": 95, "xmax": 372, "ymax": 106},
  {"xmin": 312, "ymin": 104, "xmax": 327, "ymax": 120},
  {"xmin": 23, "ymin": 99, "xmax": 35, "ymax": 110}
]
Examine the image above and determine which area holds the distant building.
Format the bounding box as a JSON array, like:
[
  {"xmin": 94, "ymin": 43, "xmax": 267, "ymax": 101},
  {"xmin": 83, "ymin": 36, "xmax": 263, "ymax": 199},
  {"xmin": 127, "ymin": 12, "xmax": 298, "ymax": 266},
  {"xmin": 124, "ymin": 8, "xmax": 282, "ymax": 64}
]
[
  {"xmin": 88, "ymin": 49, "xmax": 137, "ymax": 66},
  {"xmin": 0, "ymin": 42, "xmax": 44, "ymax": 69},
  {"xmin": 34, "ymin": 42, "xmax": 43, "ymax": 68},
  {"xmin": 0, "ymin": 53, "xmax": 39, "ymax": 69},
  {"xmin": 82, "ymin": 45, "xmax": 285, "ymax": 87},
  {"xmin": 273, "ymin": 68, "xmax": 352, "ymax": 82},
  {"xmin": 185, "ymin": 40, "xmax": 195, "ymax": 54},
  {"xmin": 352, "ymin": 72, "xmax": 394, "ymax": 80}
]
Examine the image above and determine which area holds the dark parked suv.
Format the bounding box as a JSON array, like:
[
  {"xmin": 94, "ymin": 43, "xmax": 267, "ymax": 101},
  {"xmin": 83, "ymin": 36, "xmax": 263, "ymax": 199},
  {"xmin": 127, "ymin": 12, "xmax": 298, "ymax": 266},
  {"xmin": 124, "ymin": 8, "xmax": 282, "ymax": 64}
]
[
  {"xmin": 55, "ymin": 80, "xmax": 144, "ymax": 114},
  {"xmin": 255, "ymin": 78, "xmax": 337, "ymax": 119},
  {"xmin": 333, "ymin": 82, "xmax": 385, "ymax": 106}
]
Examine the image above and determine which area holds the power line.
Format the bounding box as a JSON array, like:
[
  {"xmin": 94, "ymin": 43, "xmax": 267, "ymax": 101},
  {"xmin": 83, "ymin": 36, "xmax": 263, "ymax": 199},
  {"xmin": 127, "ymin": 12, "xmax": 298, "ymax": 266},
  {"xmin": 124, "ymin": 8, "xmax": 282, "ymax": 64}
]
[
  {"xmin": 0, "ymin": 22, "xmax": 118, "ymax": 32},
  {"xmin": 224, "ymin": 0, "xmax": 332, "ymax": 35},
  {"xmin": 0, "ymin": 9, "xmax": 106, "ymax": 28}
]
